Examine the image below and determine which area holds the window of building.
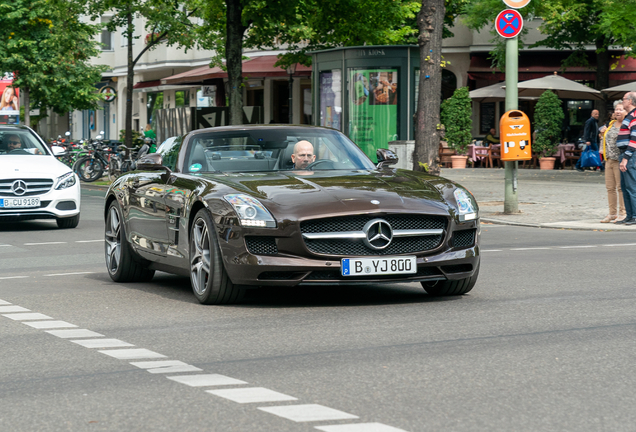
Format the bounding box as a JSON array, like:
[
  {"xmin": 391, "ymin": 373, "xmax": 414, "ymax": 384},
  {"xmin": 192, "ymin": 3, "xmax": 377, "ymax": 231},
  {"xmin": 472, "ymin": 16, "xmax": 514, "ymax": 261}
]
[
  {"xmin": 101, "ymin": 16, "xmax": 113, "ymax": 51},
  {"xmin": 175, "ymin": 90, "xmax": 190, "ymax": 107}
]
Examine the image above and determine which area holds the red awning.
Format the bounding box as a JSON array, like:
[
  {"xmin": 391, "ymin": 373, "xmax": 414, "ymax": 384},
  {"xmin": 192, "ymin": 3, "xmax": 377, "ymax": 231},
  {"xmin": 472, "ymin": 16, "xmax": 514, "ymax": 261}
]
[
  {"xmin": 468, "ymin": 53, "xmax": 636, "ymax": 82},
  {"xmin": 132, "ymin": 80, "xmax": 161, "ymax": 89},
  {"xmin": 161, "ymin": 55, "xmax": 312, "ymax": 85}
]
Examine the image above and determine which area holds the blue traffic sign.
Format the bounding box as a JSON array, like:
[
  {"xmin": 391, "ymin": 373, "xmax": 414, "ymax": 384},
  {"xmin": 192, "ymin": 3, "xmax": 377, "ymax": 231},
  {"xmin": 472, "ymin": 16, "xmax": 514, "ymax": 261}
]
[{"xmin": 495, "ymin": 9, "xmax": 523, "ymax": 38}]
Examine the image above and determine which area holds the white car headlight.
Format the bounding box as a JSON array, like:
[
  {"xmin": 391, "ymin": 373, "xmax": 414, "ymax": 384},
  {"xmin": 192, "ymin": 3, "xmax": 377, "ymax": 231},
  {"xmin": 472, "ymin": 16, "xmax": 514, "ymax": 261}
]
[
  {"xmin": 55, "ymin": 172, "xmax": 77, "ymax": 190},
  {"xmin": 454, "ymin": 188, "xmax": 478, "ymax": 222},
  {"xmin": 224, "ymin": 194, "xmax": 276, "ymax": 228}
]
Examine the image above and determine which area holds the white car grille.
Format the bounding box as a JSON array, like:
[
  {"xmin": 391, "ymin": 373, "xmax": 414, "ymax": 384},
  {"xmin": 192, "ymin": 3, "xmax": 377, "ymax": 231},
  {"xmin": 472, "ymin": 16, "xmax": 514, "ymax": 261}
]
[{"xmin": 0, "ymin": 178, "xmax": 54, "ymax": 197}]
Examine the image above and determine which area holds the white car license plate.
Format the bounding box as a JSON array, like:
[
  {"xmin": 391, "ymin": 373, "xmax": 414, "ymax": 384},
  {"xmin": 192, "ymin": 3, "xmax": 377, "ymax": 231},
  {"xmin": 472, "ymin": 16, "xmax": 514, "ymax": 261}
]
[
  {"xmin": 341, "ymin": 256, "xmax": 417, "ymax": 276},
  {"xmin": 0, "ymin": 197, "xmax": 40, "ymax": 208}
]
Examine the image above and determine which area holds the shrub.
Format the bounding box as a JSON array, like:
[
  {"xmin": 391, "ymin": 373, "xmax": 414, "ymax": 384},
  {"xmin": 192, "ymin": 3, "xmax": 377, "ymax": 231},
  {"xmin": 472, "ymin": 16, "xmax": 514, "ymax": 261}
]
[
  {"xmin": 440, "ymin": 87, "xmax": 473, "ymax": 155},
  {"xmin": 533, "ymin": 90, "xmax": 564, "ymax": 157}
]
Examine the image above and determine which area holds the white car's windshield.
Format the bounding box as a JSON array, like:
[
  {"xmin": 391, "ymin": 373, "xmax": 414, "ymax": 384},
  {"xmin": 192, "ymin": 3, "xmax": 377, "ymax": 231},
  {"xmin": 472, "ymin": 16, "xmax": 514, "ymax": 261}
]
[{"xmin": 0, "ymin": 130, "xmax": 48, "ymax": 155}]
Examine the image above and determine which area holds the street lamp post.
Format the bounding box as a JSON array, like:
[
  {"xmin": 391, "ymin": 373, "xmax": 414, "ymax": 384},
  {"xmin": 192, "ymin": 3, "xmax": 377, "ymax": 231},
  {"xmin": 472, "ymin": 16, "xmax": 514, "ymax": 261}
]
[{"xmin": 286, "ymin": 64, "xmax": 297, "ymax": 124}]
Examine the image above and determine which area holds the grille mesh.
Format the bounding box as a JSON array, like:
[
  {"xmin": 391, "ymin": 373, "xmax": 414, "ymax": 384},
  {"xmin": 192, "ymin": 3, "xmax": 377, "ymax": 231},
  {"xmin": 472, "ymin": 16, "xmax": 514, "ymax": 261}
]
[
  {"xmin": 304, "ymin": 236, "xmax": 443, "ymax": 256},
  {"xmin": 301, "ymin": 214, "xmax": 446, "ymax": 233},
  {"xmin": 0, "ymin": 178, "xmax": 54, "ymax": 197},
  {"xmin": 245, "ymin": 237, "xmax": 278, "ymax": 255},
  {"xmin": 453, "ymin": 229, "xmax": 475, "ymax": 249}
]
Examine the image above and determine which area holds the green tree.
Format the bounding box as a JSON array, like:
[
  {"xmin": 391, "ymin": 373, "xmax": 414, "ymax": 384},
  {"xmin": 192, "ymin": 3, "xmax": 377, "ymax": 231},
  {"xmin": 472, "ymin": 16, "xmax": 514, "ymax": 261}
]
[
  {"xmin": 533, "ymin": 90, "xmax": 563, "ymax": 157},
  {"xmin": 0, "ymin": 0, "xmax": 106, "ymax": 127},
  {"xmin": 193, "ymin": 0, "xmax": 419, "ymax": 125},
  {"xmin": 86, "ymin": 0, "xmax": 197, "ymax": 147},
  {"xmin": 440, "ymin": 87, "xmax": 472, "ymax": 155}
]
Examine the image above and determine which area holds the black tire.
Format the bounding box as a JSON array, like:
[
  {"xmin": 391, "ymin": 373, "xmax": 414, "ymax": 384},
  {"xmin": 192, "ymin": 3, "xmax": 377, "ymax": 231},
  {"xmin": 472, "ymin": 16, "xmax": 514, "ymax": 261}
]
[
  {"xmin": 56, "ymin": 214, "xmax": 80, "ymax": 229},
  {"xmin": 105, "ymin": 200, "xmax": 155, "ymax": 282},
  {"xmin": 189, "ymin": 209, "xmax": 244, "ymax": 305},
  {"xmin": 75, "ymin": 156, "xmax": 104, "ymax": 182},
  {"xmin": 421, "ymin": 262, "xmax": 480, "ymax": 296}
]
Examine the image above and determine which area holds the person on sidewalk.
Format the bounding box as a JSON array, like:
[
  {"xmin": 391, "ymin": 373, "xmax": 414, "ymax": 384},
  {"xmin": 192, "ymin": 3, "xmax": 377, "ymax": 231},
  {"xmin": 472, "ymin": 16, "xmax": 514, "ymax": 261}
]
[
  {"xmin": 576, "ymin": 109, "xmax": 600, "ymax": 172},
  {"xmin": 600, "ymin": 103, "xmax": 626, "ymax": 223},
  {"xmin": 616, "ymin": 92, "xmax": 636, "ymax": 225},
  {"xmin": 485, "ymin": 128, "xmax": 500, "ymax": 145}
]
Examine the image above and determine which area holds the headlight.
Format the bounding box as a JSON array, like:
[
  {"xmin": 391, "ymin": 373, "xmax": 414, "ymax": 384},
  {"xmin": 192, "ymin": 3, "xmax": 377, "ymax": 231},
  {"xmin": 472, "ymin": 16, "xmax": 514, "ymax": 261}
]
[
  {"xmin": 454, "ymin": 188, "xmax": 478, "ymax": 221},
  {"xmin": 224, "ymin": 194, "xmax": 276, "ymax": 228},
  {"xmin": 55, "ymin": 172, "xmax": 77, "ymax": 190}
]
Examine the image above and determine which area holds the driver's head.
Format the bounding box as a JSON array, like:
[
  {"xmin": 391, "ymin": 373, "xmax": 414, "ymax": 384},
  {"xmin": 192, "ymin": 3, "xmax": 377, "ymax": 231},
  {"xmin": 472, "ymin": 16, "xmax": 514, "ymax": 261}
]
[
  {"xmin": 291, "ymin": 140, "xmax": 315, "ymax": 169},
  {"xmin": 6, "ymin": 134, "xmax": 22, "ymax": 151}
]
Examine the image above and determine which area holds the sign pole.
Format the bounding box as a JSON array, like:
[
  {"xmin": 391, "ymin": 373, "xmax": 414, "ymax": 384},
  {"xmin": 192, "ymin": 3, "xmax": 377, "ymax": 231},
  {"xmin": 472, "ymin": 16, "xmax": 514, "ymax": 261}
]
[{"xmin": 504, "ymin": 36, "xmax": 519, "ymax": 213}]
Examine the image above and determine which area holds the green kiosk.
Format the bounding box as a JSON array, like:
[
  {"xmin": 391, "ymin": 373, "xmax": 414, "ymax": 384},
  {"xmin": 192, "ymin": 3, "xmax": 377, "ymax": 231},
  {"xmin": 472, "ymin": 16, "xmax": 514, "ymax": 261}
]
[{"xmin": 310, "ymin": 46, "xmax": 421, "ymax": 163}]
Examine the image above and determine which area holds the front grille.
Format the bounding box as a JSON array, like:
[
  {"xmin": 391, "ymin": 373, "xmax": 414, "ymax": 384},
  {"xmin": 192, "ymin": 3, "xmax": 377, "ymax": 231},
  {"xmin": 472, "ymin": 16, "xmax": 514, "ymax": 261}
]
[
  {"xmin": 306, "ymin": 266, "xmax": 443, "ymax": 281},
  {"xmin": 0, "ymin": 178, "xmax": 54, "ymax": 197},
  {"xmin": 245, "ymin": 236, "xmax": 278, "ymax": 255},
  {"xmin": 301, "ymin": 215, "xmax": 446, "ymax": 233},
  {"xmin": 301, "ymin": 214, "xmax": 447, "ymax": 257},
  {"xmin": 452, "ymin": 229, "xmax": 476, "ymax": 249}
]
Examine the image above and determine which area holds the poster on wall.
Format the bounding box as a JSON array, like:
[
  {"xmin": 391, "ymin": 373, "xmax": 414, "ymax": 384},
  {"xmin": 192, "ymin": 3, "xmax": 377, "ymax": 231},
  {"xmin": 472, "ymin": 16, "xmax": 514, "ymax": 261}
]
[
  {"xmin": 348, "ymin": 69, "xmax": 398, "ymax": 162},
  {"xmin": 319, "ymin": 70, "xmax": 342, "ymax": 131},
  {"xmin": 0, "ymin": 76, "xmax": 20, "ymax": 125}
]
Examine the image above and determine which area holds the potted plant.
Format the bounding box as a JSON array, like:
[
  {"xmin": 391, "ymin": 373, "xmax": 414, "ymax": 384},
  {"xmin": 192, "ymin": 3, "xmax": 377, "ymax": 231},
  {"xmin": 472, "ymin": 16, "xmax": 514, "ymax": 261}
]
[
  {"xmin": 441, "ymin": 87, "xmax": 473, "ymax": 168},
  {"xmin": 533, "ymin": 90, "xmax": 564, "ymax": 170}
]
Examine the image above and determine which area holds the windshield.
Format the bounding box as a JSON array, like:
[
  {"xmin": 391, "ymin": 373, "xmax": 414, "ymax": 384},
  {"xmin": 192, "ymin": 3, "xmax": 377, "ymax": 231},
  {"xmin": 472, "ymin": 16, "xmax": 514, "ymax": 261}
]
[
  {"xmin": 0, "ymin": 129, "xmax": 48, "ymax": 156},
  {"xmin": 184, "ymin": 127, "xmax": 376, "ymax": 173}
]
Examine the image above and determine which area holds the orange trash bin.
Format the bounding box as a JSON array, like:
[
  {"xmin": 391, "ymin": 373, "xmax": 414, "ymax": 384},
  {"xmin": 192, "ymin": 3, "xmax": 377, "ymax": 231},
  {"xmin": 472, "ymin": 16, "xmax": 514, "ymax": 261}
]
[{"xmin": 499, "ymin": 110, "xmax": 532, "ymax": 161}]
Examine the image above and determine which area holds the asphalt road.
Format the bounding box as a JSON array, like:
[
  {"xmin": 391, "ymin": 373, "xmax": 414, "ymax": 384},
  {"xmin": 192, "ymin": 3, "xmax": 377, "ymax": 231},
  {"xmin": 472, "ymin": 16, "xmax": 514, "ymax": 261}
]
[{"xmin": 1, "ymin": 188, "xmax": 636, "ymax": 432}]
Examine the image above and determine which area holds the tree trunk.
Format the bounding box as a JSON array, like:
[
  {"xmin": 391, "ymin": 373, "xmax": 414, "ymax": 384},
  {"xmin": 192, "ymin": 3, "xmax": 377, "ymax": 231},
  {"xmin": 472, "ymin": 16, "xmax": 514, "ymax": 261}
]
[
  {"xmin": 125, "ymin": 12, "xmax": 134, "ymax": 148},
  {"xmin": 595, "ymin": 36, "xmax": 610, "ymax": 121},
  {"xmin": 23, "ymin": 86, "xmax": 30, "ymax": 128},
  {"xmin": 413, "ymin": 0, "xmax": 445, "ymax": 175},
  {"xmin": 226, "ymin": 0, "xmax": 245, "ymax": 125}
]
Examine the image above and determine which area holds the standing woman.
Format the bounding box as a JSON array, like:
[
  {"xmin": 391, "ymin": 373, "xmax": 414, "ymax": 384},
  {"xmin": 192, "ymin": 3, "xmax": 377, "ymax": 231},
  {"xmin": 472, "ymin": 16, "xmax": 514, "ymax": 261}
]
[
  {"xmin": 0, "ymin": 86, "xmax": 18, "ymax": 111},
  {"xmin": 601, "ymin": 102, "xmax": 627, "ymax": 223}
]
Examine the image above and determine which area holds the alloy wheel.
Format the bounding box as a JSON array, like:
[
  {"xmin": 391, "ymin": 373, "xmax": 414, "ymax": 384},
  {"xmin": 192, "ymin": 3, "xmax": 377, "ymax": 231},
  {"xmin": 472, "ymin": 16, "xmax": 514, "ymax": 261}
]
[
  {"xmin": 105, "ymin": 206, "xmax": 121, "ymax": 274},
  {"xmin": 191, "ymin": 218, "xmax": 211, "ymax": 295}
]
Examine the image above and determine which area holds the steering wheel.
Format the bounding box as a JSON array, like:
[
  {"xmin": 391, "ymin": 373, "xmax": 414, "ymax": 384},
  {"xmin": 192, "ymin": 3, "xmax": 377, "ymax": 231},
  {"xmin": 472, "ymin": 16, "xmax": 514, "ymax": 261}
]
[
  {"xmin": 305, "ymin": 159, "xmax": 335, "ymax": 170},
  {"xmin": 8, "ymin": 149, "xmax": 30, "ymax": 155}
]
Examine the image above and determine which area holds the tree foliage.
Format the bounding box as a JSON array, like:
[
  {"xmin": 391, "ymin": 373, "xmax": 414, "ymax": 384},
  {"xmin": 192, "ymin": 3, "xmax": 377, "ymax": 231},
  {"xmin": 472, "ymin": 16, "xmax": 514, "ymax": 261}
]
[
  {"xmin": 440, "ymin": 87, "xmax": 472, "ymax": 155},
  {"xmin": 0, "ymin": 0, "xmax": 107, "ymax": 126},
  {"xmin": 533, "ymin": 90, "xmax": 563, "ymax": 157}
]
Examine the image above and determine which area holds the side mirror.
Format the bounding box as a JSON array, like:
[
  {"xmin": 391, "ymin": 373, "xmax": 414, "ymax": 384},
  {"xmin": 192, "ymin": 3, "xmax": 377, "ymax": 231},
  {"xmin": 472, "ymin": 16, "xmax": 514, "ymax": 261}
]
[
  {"xmin": 137, "ymin": 153, "xmax": 168, "ymax": 172},
  {"xmin": 376, "ymin": 148, "xmax": 398, "ymax": 168}
]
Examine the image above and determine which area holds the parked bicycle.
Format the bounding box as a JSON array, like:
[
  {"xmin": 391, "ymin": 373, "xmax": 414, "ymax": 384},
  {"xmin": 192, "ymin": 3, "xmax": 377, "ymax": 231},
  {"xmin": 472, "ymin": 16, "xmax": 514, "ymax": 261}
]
[
  {"xmin": 107, "ymin": 142, "xmax": 149, "ymax": 182},
  {"xmin": 73, "ymin": 133, "xmax": 118, "ymax": 182}
]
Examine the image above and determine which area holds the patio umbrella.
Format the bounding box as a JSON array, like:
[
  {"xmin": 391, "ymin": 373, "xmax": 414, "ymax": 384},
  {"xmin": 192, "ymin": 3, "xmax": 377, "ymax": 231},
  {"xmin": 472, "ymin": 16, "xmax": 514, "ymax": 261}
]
[
  {"xmin": 509, "ymin": 73, "xmax": 604, "ymax": 101},
  {"xmin": 469, "ymin": 82, "xmax": 537, "ymax": 102},
  {"xmin": 601, "ymin": 82, "xmax": 636, "ymax": 99}
]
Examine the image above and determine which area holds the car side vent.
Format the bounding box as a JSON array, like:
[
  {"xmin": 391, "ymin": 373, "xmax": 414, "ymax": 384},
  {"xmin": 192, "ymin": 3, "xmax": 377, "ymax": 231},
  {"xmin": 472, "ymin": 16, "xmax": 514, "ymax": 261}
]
[
  {"xmin": 245, "ymin": 237, "xmax": 278, "ymax": 255},
  {"xmin": 452, "ymin": 229, "xmax": 476, "ymax": 249}
]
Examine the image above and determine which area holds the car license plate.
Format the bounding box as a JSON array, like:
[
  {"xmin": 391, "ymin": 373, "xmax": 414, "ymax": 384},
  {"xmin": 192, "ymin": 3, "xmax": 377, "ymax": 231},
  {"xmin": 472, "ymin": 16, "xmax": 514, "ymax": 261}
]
[
  {"xmin": 0, "ymin": 197, "xmax": 40, "ymax": 208},
  {"xmin": 341, "ymin": 256, "xmax": 417, "ymax": 276}
]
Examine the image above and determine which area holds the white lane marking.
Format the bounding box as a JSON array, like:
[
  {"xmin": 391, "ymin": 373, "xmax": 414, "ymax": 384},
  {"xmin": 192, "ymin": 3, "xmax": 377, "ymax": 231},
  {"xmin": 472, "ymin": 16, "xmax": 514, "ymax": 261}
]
[
  {"xmin": 75, "ymin": 240, "xmax": 105, "ymax": 243},
  {"xmin": 0, "ymin": 299, "xmax": 11, "ymax": 305},
  {"xmin": 0, "ymin": 244, "xmax": 12, "ymax": 247},
  {"xmin": 603, "ymin": 243, "xmax": 636, "ymax": 247},
  {"xmin": 481, "ymin": 249, "xmax": 503, "ymax": 252},
  {"xmin": 259, "ymin": 404, "xmax": 359, "ymax": 422},
  {"xmin": 71, "ymin": 338, "xmax": 134, "ymax": 349},
  {"xmin": 3, "ymin": 313, "xmax": 52, "ymax": 321},
  {"xmin": 510, "ymin": 247, "xmax": 552, "ymax": 251},
  {"xmin": 207, "ymin": 387, "xmax": 297, "ymax": 404},
  {"xmin": 0, "ymin": 306, "xmax": 30, "ymax": 313},
  {"xmin": 166, "ymin": 374, "xmax": 248, "ymax": 387},
  {"xmin": 24, "ymin": 242, "xmax": 67, "ymax": 246},
  {"xmin": 0, "ymin": 276, "xmax": 29, "ymax": 280},
  {"xmin": 558, "ymin": 245, "xmax": 597, "ymax": 249},
  {"xmin": 98, "ymin": 348, "xmax": 166, "ymax": 360},
  {"xmin": 24, "ymin": 320, "xmax": 77, "ymax": 329},
  {"xmin": 44, "ymin": 272, "xmax": 95, "ymax": 277},
  {"xmin": 316, "ymin": 424, "xmax": 409, "ymax": 432},
  {"xmin": 46, "ymin": 329, "xmax": 104, "ymax": 339},
  {"xmin": 130, "ymin": 360, "xmax": 202, "ymax": 374}
]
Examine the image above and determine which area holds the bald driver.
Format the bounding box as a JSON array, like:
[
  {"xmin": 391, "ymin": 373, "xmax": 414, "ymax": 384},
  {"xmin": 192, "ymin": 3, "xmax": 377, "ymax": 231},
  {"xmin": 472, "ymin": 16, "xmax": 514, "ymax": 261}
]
[{"xmin": 291, "ymin": 140, "xmax": 316, "ymax": 170}]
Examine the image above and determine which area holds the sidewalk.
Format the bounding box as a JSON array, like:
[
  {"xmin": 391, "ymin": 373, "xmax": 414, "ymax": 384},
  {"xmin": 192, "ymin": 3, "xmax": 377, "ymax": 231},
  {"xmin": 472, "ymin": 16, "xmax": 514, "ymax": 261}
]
[{"xmin": 441, "ymin": 168, "xmax": 636, "ymax": 231}]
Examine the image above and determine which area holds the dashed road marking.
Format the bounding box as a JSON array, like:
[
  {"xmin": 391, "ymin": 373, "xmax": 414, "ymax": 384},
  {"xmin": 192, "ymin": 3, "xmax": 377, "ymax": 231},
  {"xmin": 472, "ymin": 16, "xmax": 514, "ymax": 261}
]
[
  {"xmin": 207, "ymin": 387, "xmax": 297, "ymax": 404},
  {"xmin": 0, "ymin": 276, "xmax": 29, "ymax": 280},
  {"xmin": 510, "ymin": 247, "xmax": 552, "ymax": 251},
  {"xmin": 0, "ymin": 305, "xmax": 30, "ymax": 313},
  {"xmin": 98, "ymin": 348, "xmax": 166, "ymax": 360},
  {"xmin": 75, "ymin": 240, "xmax": 105, "ymax": 243},
  {"xmin": 0, "ymin": 244, "xmax": 12, "ymax": 247},
  {"xmin": 24, "ymin": 242, "xmax": 67, "ymax": 246},
  {"xmin": 24, "ymin": 320, "xmax": 77, "ymax": 329},
  {"xmin": 44, "ymin": 272, "xmax": 95, "ymax": 277},
  {"xmin": 558, "ymin": 245, "xmax": 597, "ymax": 249},
  {"xmin": 316, "ymin": 423, "xmax": 409, "ymax": 432},
  {"xmin": 46, "ymin": 329, "xmax": 104, "ymax": 338},
  {"xmin": 482, "ymin": 249, "xmax": 503, "ymax": 252},
  {"xmin": 0, "ymin": 299, "xmax": 11, "ymax": 305},
  {"xmin": 3, "ymin": 313, "xmax": 52, "ymax": 321},
  {"xmin": 258, "ymin": 404, "xmax": 359, "ymax": 422},
  {"xmin": 166, "ymin": 374, "xmax": 247, "ymax": 387},
  {"xmin": 130, "ymin": 360, "xmax": 202, "ymax": 374},
  {"xmin": 71, "ymin": 338, "xmax": 135, "ymax": 349}
]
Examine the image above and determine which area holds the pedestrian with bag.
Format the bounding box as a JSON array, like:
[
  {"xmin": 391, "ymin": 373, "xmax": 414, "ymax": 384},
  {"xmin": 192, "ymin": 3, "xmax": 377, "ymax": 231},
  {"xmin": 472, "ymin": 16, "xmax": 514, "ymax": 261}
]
[
  {"xmin": 600, "ymin": 103, "xmax": 626, "ymax": 223},
  {"xmin": 576, "ymin": 109, "xmax": 601, "ymax": 172},
  {"xmin": 616, "ymin": 92, "xmax": 636, "ymax": 224}
]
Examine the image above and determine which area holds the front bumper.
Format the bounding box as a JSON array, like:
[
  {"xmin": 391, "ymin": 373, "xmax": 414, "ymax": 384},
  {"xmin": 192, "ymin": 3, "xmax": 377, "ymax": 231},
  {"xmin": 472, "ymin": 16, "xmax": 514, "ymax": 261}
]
[{"xmin": 0, "ymin": 181, "xmax": 81, "ymax": 222}]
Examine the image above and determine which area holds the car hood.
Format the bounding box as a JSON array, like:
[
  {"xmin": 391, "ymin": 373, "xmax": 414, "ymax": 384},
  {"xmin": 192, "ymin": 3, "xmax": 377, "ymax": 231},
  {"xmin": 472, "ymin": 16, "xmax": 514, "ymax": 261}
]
[
  {"xmin": 206, "ymin": 169, "xmax": 453, "ymax": 219},
  {"xmin": 0, "ymin": 155, "xmax": 71, "ymax": 179}
]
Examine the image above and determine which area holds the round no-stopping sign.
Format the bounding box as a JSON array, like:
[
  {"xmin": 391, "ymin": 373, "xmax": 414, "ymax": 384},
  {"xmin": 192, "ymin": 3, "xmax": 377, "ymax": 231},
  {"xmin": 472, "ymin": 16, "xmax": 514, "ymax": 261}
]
[
  {"xmin": 495, "ymin": 9, "xmax": 523, "ymax": 38},
  {"xmin": 502, "ymin": 0, "xmax": 531, "ymax": 9}
]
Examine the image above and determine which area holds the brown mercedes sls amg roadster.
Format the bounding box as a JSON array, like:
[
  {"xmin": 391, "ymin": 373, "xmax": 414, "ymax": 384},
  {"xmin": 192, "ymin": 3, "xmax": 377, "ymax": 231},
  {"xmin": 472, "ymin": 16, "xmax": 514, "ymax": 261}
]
[{"xmin": 104, "ymin": 125, "xmax": 480, "ymax": 304}]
